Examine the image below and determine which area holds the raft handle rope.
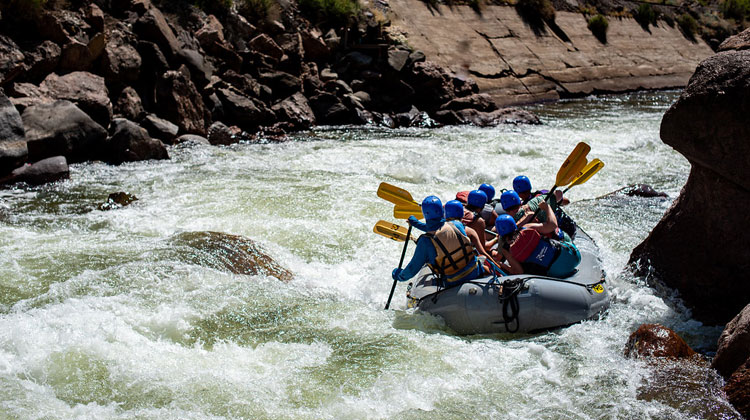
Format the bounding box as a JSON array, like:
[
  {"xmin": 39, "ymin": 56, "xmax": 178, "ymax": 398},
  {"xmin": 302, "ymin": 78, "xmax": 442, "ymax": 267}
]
[{"xmin": 497, "ymin": 278, "xmax": 525, "ymax": 333}]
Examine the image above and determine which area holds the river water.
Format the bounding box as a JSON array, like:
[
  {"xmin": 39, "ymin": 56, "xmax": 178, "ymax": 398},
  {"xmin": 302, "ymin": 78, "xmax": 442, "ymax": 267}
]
[{"xmin": 0, "ymin": 92, "xmax": 740, "ymax": 419}]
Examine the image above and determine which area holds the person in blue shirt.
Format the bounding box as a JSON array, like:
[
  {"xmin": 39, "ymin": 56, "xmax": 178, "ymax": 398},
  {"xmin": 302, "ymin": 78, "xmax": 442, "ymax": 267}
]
[{"xmin": 392, "ymin": 196, "xmax": 487, "ymax": 285}]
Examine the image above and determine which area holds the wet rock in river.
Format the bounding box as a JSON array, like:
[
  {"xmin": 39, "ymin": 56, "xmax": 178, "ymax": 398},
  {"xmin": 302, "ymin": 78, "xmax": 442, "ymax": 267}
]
[
  {"xmin": 0, "ymin": 88, "xmax": 27, "ymax": 176},
  {"xmin": 601, "ymin": 184, "xmax": 668, "ymax": 199},
  {"xmin": 170, "ymin": 231, "xmax": 293, "ymax": 282},
  {"xmin": 99, "ymin": 191, "xmax": 138, "ymax": 210},
  {"xmin": 1, "ymin": 155, "xmax": 69, "ymax": 186},
  {"xmin": 624, "ymin": 323, "xmax": 696, "ymax": 359},
  {"xmin": 724, "ymin": 358, "xmax": 750, "ymax": 419},
  {"xmin": 712, "ymin": 304, "xmax": 750, "ymax": 378}
]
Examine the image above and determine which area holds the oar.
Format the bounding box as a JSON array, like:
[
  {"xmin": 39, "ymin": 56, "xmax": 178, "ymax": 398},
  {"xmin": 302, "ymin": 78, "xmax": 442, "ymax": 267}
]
[
  {"xmin": 531, "ymin": 142, "xmax": 590, "ymax": 219},
  {"xmin": 393, "ymin": 203, "xmax": 423, "ymax": 220},
  {"xmin": 385, "ymin": 221, "xmax": 412, "ymax": 310},
  {"xmin": 562, "ymin": 159, "xmax": 604, "ymax": 194},
  {"xmin": 377, "ymin": 182, "xmax": 419, "ymax": 207},
  {"xmin": 373, "ymin": 220, "xmax": 417, "ymax": 243}
]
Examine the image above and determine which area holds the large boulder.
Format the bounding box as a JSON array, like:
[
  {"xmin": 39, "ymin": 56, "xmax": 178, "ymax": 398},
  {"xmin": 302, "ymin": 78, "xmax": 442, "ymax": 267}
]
[
  {"xmin": 272, "ymin": 92, "xmax": 316, "ymax": 130},
  {"xmin": 22, "ymin": 100, "xmax": 107, "ymax": 163},
  {"xmin": 114, "ymin": 86, "xmax": 145, "ymax": 121},
  {"xmin": 40, "ymin": 72, "xmax": 113, "ymax": 128},
  {"xmin": 154, "ymin": 66, "xmax": 208, "ymax": 135},
  {"xmin": 59, "ymin": 33, "xmax": 106, "ymax": 72},
  {"xmin": 104, "ymin": 118, "xmax": 168, "ymax": 164},
  {"xmin": 23, "ymin": 41, "xmax": 61, "ymax": 83},
  {"xmin": 100, "ymin": 29, "xmax": 142, "ymax": 84},
  {"xmin": 0, "ymin": 90, "xmax": 27, "ymax": 175},
  {"xmin": 132, "ymin": 5, "xmax": 183, "ymax": 61},
  {"xmin": 215, "ymin": 86, "xmax": 274, "ymax": 131},
  {"xmin": 2, "ymin": 156, "xmax": 69, "ymax": 186},
  {"xmin": 629, "ymin": 48, "xmax": 750, "ymax": 325}
]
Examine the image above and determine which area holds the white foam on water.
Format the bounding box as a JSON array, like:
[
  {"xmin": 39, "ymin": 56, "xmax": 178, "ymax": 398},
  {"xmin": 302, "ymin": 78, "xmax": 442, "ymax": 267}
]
[{"xmin": 0, "ymin": 92, "xmax": 738, "ymax": 419}]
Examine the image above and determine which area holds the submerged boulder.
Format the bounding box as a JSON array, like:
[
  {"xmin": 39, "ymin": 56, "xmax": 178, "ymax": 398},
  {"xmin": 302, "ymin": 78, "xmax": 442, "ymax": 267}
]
[
  {"xmin": 624, "ymin": 324, "xmax": 696, "ymax": 359},
  {"xmin": 170, "ymin": 231, "xmax": 293, "ymax": 282},
  {"xmin": 629, "ymin": 47, "xmax": 750, "ymax": 325}
]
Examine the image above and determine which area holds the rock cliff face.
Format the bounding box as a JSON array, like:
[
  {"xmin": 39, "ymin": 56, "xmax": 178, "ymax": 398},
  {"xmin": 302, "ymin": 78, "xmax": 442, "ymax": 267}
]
[
  {"xmin": 629, "ymin": 29, "xmax": 750, "ymax": 326},
  {"xmin": 388, "ymin": 0, "xmax": 715, "ymax": 105}
]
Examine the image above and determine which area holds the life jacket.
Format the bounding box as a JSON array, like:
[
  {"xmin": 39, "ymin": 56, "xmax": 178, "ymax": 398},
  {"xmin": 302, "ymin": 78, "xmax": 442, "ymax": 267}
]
[
  {"xmin": 521, "ymin": 190, "xmax": 545, "ymax": 205},
  {"xmin": 480, "ymin": 203, "xmax": 496, "ymax": 227},
  {"xmin": 423, "ymin": 222, "xmax": 478, "ymax": 283},
  {"xmin": 510, "ymin": 228, "xmax": 561, "ymax": 275}
]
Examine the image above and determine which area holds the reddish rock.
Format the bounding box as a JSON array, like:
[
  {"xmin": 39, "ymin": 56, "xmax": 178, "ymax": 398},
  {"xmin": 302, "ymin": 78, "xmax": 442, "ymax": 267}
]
[
  {"xmin": 170, "ymin": 231, "xmax": 294, "ymax": 282},
  {"xmin": 154, "ymin": 66, "xmax": 207, "ymax": 135},
  {"xmin": 300, "ymin": 29, "xmax": 330, "ymax": 63},
  {"xmin": 629, "ymin": 50, "xmax": 750, "ymax": 325},
  {"xmin": 624, "ymin": 324, "xmax": 696, "ymax": 359},
  {"xmin": 84, "ymin": 3, "xmax": 105, "ymax": 32},
  {"xmin": 207, "ymin": 121, "xmax": 239, "ymax": 145},
  {"xmin": 724, "ymin": 358, "xmax": 750, "ymax": 419}
]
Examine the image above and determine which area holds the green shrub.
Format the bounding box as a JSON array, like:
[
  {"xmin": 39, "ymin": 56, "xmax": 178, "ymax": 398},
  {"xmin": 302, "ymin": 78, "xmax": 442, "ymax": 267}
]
[
  {"xmin": 722, "ymin": 0, "xmax": 750, "ymax": 20},
  {"xmin": 516, "ymin": 0, "xmax": 555, "ymax": 22},
  {"xmin": 634, "ymin": 3, "xmax": 657, "ymax": 29},
  {"xmin": 238, "ymin": 0, "xmax": 275, "ymax": 22},
  {"xmin": 587, "ymin": 13, "xmax": 608, "ymax": 43},
  {"xmin": 0, "ymin": 0, "xmax": 47, "ymax": 18},
  {"xmin": 677, "ymin": 13, "xmax": 699, "ymax": 38},
  {"xmin": 298, "ymin": 0, "xmax": 359, "ymax": 28}
]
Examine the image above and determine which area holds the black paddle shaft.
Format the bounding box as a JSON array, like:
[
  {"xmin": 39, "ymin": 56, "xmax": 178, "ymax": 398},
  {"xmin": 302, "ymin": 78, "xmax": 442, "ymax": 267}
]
[{"xmin": 385, "ymin": 224, "xmax": 413, "ymax": 309}]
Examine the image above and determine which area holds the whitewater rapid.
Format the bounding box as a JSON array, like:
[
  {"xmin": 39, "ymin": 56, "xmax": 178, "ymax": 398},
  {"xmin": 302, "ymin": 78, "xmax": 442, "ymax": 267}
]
[{"xmin": 0, "ymin": 92, "xmax": 739, "ymax": 419}]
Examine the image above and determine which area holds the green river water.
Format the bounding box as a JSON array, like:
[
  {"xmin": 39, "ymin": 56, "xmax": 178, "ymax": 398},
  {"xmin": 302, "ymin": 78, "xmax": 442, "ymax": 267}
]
[{"xmin": 0, "ymin": 91, "xmax": 741, "ymax": 419}]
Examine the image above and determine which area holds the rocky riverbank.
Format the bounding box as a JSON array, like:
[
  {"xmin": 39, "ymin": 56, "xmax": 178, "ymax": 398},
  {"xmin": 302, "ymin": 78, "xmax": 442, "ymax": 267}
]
[{"xmin": 0, "ymin": 0, "xmax": 541, "ymax": 185}]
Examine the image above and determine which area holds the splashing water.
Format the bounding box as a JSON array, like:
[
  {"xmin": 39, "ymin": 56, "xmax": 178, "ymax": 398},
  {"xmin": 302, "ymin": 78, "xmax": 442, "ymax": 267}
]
[{"xmin": 0, "ymin": 92, "xmax": 738, "ymax": 419}]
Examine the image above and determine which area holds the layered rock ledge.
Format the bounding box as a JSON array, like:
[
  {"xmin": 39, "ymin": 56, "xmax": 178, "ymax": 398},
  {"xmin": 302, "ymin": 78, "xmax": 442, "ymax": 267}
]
[{"xmin": 389, "ymin": 0, "xmax": 716, "ymax": 105}]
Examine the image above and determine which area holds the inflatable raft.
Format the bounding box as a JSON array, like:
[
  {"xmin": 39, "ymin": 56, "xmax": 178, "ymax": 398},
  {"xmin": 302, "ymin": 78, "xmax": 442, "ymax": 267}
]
[{"xmin": 404, "ymin": 228, "xmax": 610, "ymax": 334}]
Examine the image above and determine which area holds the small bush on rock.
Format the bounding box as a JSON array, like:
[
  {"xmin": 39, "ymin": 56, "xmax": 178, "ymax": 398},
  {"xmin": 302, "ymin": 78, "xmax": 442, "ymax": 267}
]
[
  {"xmin": 587, "ymin": 13, "xmax": 608, "ymax": 43},
  {"xmin": 677, "ymin": 13, "xmax": 699, "ymax": 39},
  {"xmin": 634, "ymin": 3, "xmax": 657, "ymax": 29},
  {"xmin": 238, "ymin": 0, "xmax": 276, "ymax": 22},
  {"xmin": 516, "ymin": 0, "xmax": 555, "ymax": 33},
  {"xmin": 298, "ymin": 0, "xmax": 359, "ymax": 28},
  {"xmin": 722, "ymin": 0, "xmax": 750, "ymax": 21}
]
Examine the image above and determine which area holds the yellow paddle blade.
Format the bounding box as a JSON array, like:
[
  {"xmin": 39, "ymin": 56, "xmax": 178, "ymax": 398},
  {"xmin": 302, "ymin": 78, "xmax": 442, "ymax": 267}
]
[
  {"xmin": 373, "ymin": 220, "xmax": 415, "ymax": 242},
  {"xmin": 377, "ymin": 182, "xmax": 418, "ymax": 207},
  {"xmin": 555, "ymin": 142, "xmax": 590, "ymax": 187},
  {"xmin": 393, "ymin": 204, "xmax": 423, "ymax": 220},
  {"xmin": 569, "ymin": 159, "xmax": 604, "ymax": 187}
]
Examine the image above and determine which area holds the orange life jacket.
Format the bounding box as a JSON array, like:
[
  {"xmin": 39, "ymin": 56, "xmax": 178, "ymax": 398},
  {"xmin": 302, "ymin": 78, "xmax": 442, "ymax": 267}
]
[{"xmin": 423, "ymin": 222, "xmax": 477, "ymax": 282}]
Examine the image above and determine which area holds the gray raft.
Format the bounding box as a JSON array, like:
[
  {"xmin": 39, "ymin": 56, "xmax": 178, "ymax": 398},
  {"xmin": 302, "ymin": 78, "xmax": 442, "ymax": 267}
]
[{"xmin": 404, "ymin": 229, "xmax": 610, "ymax": 334}]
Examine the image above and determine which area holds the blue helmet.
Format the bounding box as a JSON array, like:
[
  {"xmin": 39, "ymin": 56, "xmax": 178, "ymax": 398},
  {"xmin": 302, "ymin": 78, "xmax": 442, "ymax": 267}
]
[
  {"xmin": 495, "ymin": 214, "xmax": 517, "ymax": 236},
  {"xmin": 478, "ymin": 183, "xmax": 495, "ymax": 201},
  {"xmin": 513, "ymin": 175, "xmax": 532, "ymax": 193},
  {"xmin": 467, "ymin": 190, "xmax": 488, "ymax": 208},
  {"xmin": 421, "ymin": 195, "xmax": 443, "ymax": 220},
  {"xmin": 444, "ymin": 200, "xmax": 464, "ymax": 220},
  {"xmin": 500, "ymin": 190, "xmax": 522, "ymax": 210}
]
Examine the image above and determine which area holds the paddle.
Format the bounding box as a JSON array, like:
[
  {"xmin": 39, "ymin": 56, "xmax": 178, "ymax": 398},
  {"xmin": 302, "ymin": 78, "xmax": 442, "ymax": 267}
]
[
  {"xmin": 393, "ymin": 203, "xmax": 423, "ymax": 220},
  {"xmin": 373, "ymin": 220, "xmax": 417, "ymax": 243},
  {"xmin": 530, "ymin": 142, "xmax": 590, "ymax": 220},
  {"xmin": 377, "ymin": 182, "xmax": 419, "ymax": 207},
  {"xmin": 562, "ymin": 159, "xmax": 604, "ymax": 194},
  {"xmin": 376, "ymin": 184, "xmax": 421, "ymax": 309}
]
